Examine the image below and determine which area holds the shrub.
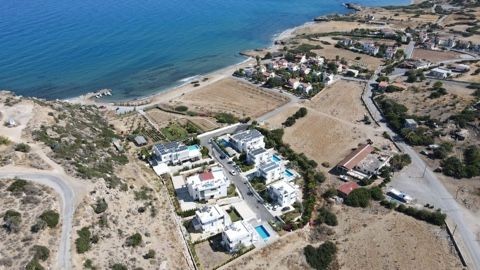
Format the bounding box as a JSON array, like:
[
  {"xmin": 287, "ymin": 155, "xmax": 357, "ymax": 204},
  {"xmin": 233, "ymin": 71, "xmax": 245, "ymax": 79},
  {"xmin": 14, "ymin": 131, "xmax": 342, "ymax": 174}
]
[
  {"xmin": 390, "ymin": 154, "xmax": 411, "ymax": 171},
  {"xmin": 344, "ymin": 188, "xmax": 371, "ymax": 208},
  {"xmin": 143, "ymin": 249, "xmax": 156, "ymax": 259},
  {"xmin": 31, "ymin": 219, "xmax": 47, "ymax": 233},
  {"xmin": 369, "ymin": 186, "xmax": 384, "ymax": 201},
  {"xmin": 215, "ymin": 113, "xmax": 238, "ymax": 124},
  {"xmin": 304, "ymin": 241, "xmax": 337, "ymax": 270},
  {"xmin": 111, "ymin": 263, "xmax": 128, "ymax": 270},
  {"xmin": 93, "ymin": 198, "xmax": 108, "ymax": 214},
  {"xmin": 174, "ymin": 105, "xmax": 188, "ymax": 112},
  {"xmin": 3, "ymin": 210, "xmax": 22, "ymax": 233},
  {"xmin": 39, "ymin": 210, "xmax": 59, "ymax": 228},
  {"xmin": 125, "ymin": 233, "xmax": 142, "ymax": 247},
  {"xmin": 25, "ymin": 259, "xmax": 44, "ymax": 270},
  {"xmin": 317, "ymin": 207, "xmax": 338, "ymax": 226},
  {"xmin": 7, "ymin": 179, "xmax": 28, "ymax": 193},
  {"xmin": 0, "ymin": 135, "xmax": 10, "ymax": 145},
  {"xmin": 32, "ymin": 245, "xmax": 50, "ymax": 261},
  {"xmin": 396, "ymin": 206, "xmax": 446, "ymax": 226},
  {"xmin": 14, "ymin": 143, "xmax": 31, "ymax": 152},
  {"xmin": 75, "ymin": 227, "xmax": 92, "ymax": 253}
]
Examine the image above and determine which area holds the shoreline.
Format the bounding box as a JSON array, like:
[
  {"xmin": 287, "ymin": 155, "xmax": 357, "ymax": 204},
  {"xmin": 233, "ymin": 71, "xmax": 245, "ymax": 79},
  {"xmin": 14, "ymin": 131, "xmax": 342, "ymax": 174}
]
[{"xmin": 67, "ymin": 0, "xmax": 412, "ymax": 108}]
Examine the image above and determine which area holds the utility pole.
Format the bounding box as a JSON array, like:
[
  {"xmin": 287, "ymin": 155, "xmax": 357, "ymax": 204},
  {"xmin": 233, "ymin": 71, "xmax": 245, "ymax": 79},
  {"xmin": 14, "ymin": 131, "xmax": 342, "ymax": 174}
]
[{"xmin": 422, "ymin": 164, "xmax": 427, "ymax": 178}]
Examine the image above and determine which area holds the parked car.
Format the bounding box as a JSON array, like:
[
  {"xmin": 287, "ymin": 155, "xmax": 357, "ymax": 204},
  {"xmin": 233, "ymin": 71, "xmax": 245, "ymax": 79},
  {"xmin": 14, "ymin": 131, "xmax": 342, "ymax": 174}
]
[
  {"xmin": 230, "ymin": 169, "xmax": 237, "ymax": 175},
  {"xmin": 220, "ymin": 154, "xmax": 226, "ymax": 159},
  {"xmin": 339, "ymin": 175, "xmax": 349, "ymax": 181}
]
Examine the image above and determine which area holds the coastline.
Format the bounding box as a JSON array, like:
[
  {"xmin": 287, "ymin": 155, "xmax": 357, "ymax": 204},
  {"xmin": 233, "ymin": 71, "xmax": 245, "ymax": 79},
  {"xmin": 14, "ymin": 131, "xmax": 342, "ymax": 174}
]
[{"xmin": 67, "ymin": 0, "xmax": 411, "ymax": 108}]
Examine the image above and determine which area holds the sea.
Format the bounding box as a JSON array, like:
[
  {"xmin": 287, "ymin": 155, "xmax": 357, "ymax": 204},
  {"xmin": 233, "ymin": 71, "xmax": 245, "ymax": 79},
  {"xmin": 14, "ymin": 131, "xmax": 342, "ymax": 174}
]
[{"xmin": 0, "ymin": 0, "xmax": 408, "ymax": 101}]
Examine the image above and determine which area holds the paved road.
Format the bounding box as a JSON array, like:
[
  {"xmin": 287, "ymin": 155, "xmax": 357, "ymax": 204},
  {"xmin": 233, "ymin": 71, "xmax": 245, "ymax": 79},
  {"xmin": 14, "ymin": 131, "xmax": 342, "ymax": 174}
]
[
  {"xmin": 198, "ymin": 124, "xmax": 276, "ymax": 223},
  {"xmin": 363, "ymin": 68, "xmax": 480, "ymax": 270},
  {"xmin": 404, "ymin": 41, "xmax": 416, "ymax": 59},
  {"xmin": 0, "ymin": 172, "xmax": 75, "ymax": 270}
]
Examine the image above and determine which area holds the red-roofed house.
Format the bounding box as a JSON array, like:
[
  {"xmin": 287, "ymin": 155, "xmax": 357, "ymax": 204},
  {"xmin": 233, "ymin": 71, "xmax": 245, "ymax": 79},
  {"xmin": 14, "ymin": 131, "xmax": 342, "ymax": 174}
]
[
  {"xmin": 337, "ymin": 144, "xmax": 374, "ymax": 173},
  {"xmin": 187, "ymin": 167, "xmax": 230, "ymax": 201},
  {"xmin": 199, "ymin": 172, "xmax": 214, "ymax": 181},
  {"xmin": 337, "ymin": 182, "xmax": 360, "ymax": 197}
]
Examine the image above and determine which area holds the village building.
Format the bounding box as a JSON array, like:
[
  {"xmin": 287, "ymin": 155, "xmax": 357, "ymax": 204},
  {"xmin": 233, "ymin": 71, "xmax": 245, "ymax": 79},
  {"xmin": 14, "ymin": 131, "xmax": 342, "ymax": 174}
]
[
  {"xmin": 186, "ymin": 167, "xmax": 230, "ymax": 201},
  {"xmin": 152, "ymin": 142, "xmax": 201, "ymax": 165},
  {"xmin": 221, "ymin": 220, "xmax": 258, "ymax": 252},
  {"xmin": 404, "ymin": 118, "xmax": 418, "ymax": 130},
  {"xmin": 428, "ymin": 68, "xmax": 450, "ymax": 79},
  {"xmin": 337, "ymin": 181, "xmax": 360, "ymax": 197},
  {"xmin": 336, "ymin": 144, "xmax": 375, "ymax": 174},
  {"xmin": 288, "ymin": 79, "xmax": 301, "ymax": 90},
  {"xmin": 230, "ymin": 129, "xmax": 265, "ymax": 153},
  {"xmin": 354, "ymin": 154, "xmax": 391, "ymax": 177},
  {"xmin": 257, "ymin": 161, "xmax": 285, "ymax": 184},
  {"xmin": 268, "ymin": 180, "xmax": 298, "ymax": 208},
  {"xmin": 362, "ymin": 42, "xmax": 379, "ymax": 55},
  {"xmin": 192, "ymin": 204, "xmax": 232, "ymax": 233},
  {"xmin": 345, "ymin": 68, "xmax": 359, "ymax": 77},
  {"xmin": 450, "ymin": 64, "xmax": 470, "ymax": 73},
  {"xmin": 247, "ymin": 147, "xmax": 271, "ymax": 166},
  {"xmin": 134, "ymin": 135, "xmax": 147, "ymax": 146}
]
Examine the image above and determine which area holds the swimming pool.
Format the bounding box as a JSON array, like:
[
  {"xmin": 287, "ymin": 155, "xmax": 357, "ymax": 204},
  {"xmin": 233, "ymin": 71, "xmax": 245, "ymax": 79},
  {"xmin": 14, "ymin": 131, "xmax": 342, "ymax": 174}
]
[
  {"xmin": 284, "ymin": 169, "xmax": 294, "ymax": 178},
  {"xmin": 255, "ymin": 225, "xmax": 270, "ymax": 240},
  {"xmin": 188, "ymin": 145, "xmax": 200, "ymax": 151},
  {"xmin": 272, "ymin": 155, "xmax": 281, "ymax": 163}
]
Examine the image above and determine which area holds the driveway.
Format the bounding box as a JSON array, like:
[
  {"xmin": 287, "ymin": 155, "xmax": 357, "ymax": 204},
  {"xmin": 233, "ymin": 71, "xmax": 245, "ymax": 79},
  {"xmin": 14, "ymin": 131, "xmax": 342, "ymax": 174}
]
[{"xmin": 0, "ymin": 171, "xmax": 76, "ymax": 270}]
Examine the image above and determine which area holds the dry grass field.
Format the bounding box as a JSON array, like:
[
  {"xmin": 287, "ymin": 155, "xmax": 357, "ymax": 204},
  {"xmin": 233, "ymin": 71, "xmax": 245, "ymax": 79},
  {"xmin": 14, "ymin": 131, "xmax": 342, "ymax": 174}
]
[
  {"xmin": 170, "ymin": 78, "xmax": 289, "ymax": 118},
  {"xmin": 264, "ymin": 80, "xmax": 393, "ymax": 170},
  {"xmin": 0, "ymin": 179, "xmax": 60, "ymax": 269},
  {"xmin": 222, "ymin": 204, "xmax": 461, "ymax": 270},
  {"xmin": 383, "ymin": 80, "xmax": 476, "ymax": 121},
  {"xmin": 315, "ymin": 43, "xmax": 383, "ymax": 70},
  {"xmin": 413, "ymin": 49, "xmax": 467, "ymax": 63}
]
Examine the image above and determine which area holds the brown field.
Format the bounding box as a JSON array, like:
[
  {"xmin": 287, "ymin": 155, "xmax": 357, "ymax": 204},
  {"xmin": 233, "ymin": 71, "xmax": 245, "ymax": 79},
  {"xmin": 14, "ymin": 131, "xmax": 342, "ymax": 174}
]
[
  {"xmin": 221, "ymin": 204, "xmax": 461, "ymax": 270},
  {"xmin": 383, "ymin": 80, "xmax": 476, "ymax": 121},
  {"xmin": 145, "ymin": 109, "xmax": 220, "ymax": 132},
  {"xmin": 264, "ymin": 80, "xmax": 393, "ymax": 170},
  {"xmin": 316, "ymin": 43, "xmax": 383, "ymax": 70},
  {"xmin": 170, "ymin": 78, "xmax": 289, "ymax": 118},
  {"xmin": 413, "ymin": 49, "xmax": 467, "ymax": 63}
]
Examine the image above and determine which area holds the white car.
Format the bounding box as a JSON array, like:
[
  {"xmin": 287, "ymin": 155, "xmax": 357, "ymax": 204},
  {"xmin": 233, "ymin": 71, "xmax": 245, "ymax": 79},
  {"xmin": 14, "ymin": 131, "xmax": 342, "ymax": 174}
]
[
  {"xmin": 230, "ymin": 170, "xmax": 237, "ymax": 176},
  {"xmin": 339, "ymin": 175, "xmax": 349, "ymax": 181}
]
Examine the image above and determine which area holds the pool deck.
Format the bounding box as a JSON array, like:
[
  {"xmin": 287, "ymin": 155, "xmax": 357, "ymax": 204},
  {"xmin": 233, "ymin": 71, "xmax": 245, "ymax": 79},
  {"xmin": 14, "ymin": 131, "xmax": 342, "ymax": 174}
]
[{"xmin": 249, "ymin": 220, "xmax": 279, "ymax": 248}]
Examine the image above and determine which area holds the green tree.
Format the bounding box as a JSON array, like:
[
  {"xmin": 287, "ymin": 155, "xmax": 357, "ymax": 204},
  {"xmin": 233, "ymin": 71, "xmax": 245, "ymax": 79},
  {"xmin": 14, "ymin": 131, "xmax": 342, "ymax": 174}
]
[
  {"xmin": 390, "ymin": 154, "xmax": 411, "ymax": 171},
  {"xmin": 125, "ymin": 233, "xmax": 142, "ymax": 247},
  {"xmin": 344, "ymin": 188, "xmax": 371, "ymax": 208},
  {"xmin": 304, "ymin": 241, "xmax": 337, "ymax": 270},
  {"xmin": 39, "ymin": 210, "xmax": 59, "ymax": 228}
]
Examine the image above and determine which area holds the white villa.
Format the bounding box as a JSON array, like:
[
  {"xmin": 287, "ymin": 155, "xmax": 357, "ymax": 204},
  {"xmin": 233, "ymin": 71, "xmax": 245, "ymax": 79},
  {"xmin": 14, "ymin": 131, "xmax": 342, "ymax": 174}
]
[
  {"xmin": 257, "ymin": 161, "xmax": 285, "ymax": 184},
  {"xmin": 221, "ymin": 220, "xmax": 258, "ymax": 252},
  {"xmin": 230, "ymin": 129, "xmax": 265, "ymax": 153},
  {"xmin": 268, "ymin": 180, "xmax": 298, "ymax": 208},
  {"xmin": 152, "ymin": 142, "xmax": 201, "ymax": 165},
  {"xmin": 192, "ymin": 204, "xmax": 232, "ymax": 233},
  {"xmin": 247, "ymin": 147, "xmax": 271, "ymax": 166},
  {"xmin": 186, "ymin": 167, "xmax": 230, "ymax": 201}
]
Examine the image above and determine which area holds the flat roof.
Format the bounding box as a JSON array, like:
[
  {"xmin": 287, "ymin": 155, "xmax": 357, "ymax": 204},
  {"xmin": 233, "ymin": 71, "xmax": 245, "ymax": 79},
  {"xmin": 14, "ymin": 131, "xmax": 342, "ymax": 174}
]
[
  {"xmin": 337, "ymin": 182, "xmax": 360, "ymax": 196},
  {"xmin": 231, "ymin": 129, "xmax": 263, "ymax": 143}
]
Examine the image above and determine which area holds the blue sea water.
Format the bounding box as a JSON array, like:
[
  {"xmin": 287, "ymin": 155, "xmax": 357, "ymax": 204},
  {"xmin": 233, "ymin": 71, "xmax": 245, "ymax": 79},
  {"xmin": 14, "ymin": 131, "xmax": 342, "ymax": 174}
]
[{"xmin": 0, "ymin": 0, "xmax": 408, "ymax": 100}]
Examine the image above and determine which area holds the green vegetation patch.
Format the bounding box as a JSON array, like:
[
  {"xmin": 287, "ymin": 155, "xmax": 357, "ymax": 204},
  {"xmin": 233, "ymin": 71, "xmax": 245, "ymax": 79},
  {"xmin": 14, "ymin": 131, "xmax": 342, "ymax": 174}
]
[
  {"xmin": 304, "ymin": 241, "xmax": 337, "ymax": 270},
  {"xmin": 39, "ymin": 210, "xmax": 59, "ymax": 228}
]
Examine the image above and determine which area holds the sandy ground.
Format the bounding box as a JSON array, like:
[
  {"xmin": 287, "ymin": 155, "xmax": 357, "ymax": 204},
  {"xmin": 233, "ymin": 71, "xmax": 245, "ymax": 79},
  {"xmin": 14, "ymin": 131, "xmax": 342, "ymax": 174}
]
[
  {"xmin": 264, "ymin": 80, "xmax": 394, "ymax": 171},
  {"xmin": 0, "ymin": 179, "xmax": 61, "ymax": 269},
  {"xmin": 146, "ymin": 108, "xmax": 219, "ymax": 131},
  {"xmin": 170, "ymin": 78, "xmax": 289, "ymax": 118},
  {"xmin": 71, "ymin": 158, "xmax": 191, "ymax": 270}
]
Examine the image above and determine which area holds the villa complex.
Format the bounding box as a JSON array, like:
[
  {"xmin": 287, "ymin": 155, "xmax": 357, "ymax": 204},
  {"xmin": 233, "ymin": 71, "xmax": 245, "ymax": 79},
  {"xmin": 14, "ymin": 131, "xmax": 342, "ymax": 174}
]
[
  {"xmin": 192, "ymin": 204, "xmax": 232, "ymax": 233},
  {"xmin": 186, "ymin": 167, "xmax": 230, "ymax": 201},
  {"xmin": 221, "ymin": 220, "xmax": 258, "ymax": 252},
  {"xmin": 152, "ymin": 142, "xmax": 201, "ymax": 165}
]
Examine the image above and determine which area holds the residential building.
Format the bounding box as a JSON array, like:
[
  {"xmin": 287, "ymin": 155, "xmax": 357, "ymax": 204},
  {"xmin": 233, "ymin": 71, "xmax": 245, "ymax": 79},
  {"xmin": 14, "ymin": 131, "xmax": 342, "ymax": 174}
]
[
  {"xmin": 230, "ymin": 129, "xmax": 265, "ymax": 153},
  {"xmin": 221, "ymin": 220, "xmax": 258, "ymax": 252},
  {"xmin": 152, "ymin": 142, "xmax": 201, "ymax": 165},
  {"xmin": 385, "ymin": 46, "xmax": 398, "ymax": 59},
  {"xmin": 337, "ymin": 181, "xmax": 360, "ymax": 197},
  {"xmin": 354, "ymin": 154, "xmax": 391, "ymax": 177},
  {"xmin": 345, "ymin": 68, "xmax": 359, "ymax": 77},
  {"xmin": 404, "ymin": 118, "xmax": 418, "ymax": 130},
  {"xmin": 268, "ymin": 181, "xmax": 297, "ymax": 208},
  {"xmin": 288, "ymin": 79, "xmax": 301, "ymax": 90},
  {"xmin": 247, "ymin": 147, "xmax": 271, "ymax": 166},
  {"xmin": 134, "ymin": 135, "xmax": 147, "ymax": 146},
  {"xmin": 186, "ymin": 167, "xmax": 230, "ymax": 201},
  {"xmin": 192, "ymin": 204, "xmax": 232, "ymax": 233},
  {"xmin": 336, "ymin": 144, "xmax": 374, "ymax": 174},
  {"xmin": 299, "ymin": 83, "xmax": 313, "ymax": 94},
  {"xmin": 257, "ymin": 161, "xmax": 285, "ymax": 184},
  {"xmin": 363, "ymin": 42, "xmax": 379, "ymax": 55},
  {"xmin": 323, "ymin": 73, "xmax": 335, "ymax": 85},
  {"xmin": 451, "ymin": 64, "xmax": 470, "ymax": 73},
  {"xmin": 428, "ymin": 68, "xmax": 450, "ymax": 79},
  {"xmin": 378, "ymin": 81, "xmax": 389, "ymax": 91}
]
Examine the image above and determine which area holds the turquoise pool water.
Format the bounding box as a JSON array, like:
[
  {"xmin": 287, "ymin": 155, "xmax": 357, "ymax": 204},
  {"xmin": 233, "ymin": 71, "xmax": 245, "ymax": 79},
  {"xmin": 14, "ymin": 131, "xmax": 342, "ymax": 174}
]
[
  {"xmin": 272, "ymin": 155, "xmax": 281, "ymax": 163},
  {"xmin": 188, "ymin": 145, "xmax": 200, "ymax": 151},
  {"xmin": 284, "ymin": 169, "xmax": 294, "ymax": 178},
  {"xmin": 255, "ymin": 225, "xmax": 270, "ymax": 240}
]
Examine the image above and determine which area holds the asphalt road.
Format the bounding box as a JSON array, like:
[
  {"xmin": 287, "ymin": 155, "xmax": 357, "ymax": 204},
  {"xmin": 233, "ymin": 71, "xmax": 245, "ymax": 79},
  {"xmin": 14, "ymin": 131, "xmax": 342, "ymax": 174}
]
[
  {"xmin": 404, "ymin": 41, "xmax": 416, "ymax": 59},
  {"xmin": 363, "ymin": 69, "xmax": 480, "ymax": 270},
  {"xmin": 0, "ymin": 172, "xmax": 75, "ymax": 270}
]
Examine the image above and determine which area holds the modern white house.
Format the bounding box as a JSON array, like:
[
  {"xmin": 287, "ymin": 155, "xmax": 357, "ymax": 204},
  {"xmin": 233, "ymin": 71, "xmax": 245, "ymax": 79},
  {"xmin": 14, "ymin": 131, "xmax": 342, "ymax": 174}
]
[
  {"xmin": 230, "ymin": 129, "xmax": 265, "ymax": 153},
  {"xmin": 186, "ymin": 167, "xmax": 230, "ymax": 201},
  {"xmin": 152, "ymin": 142, "xmax": 201, "ymax": 165},
  {"xmin": 192, "ymin": 204, "xmax": 232, "ymax": 233},
  {"xmin": 257, "ymin": 161, "xmax": 285, "ymax": 184},
  {"xmin": 247, "ymin": 147, "xmax": 271, "ymax": 166},
  {"xmin": 268, "ymin": 180, "xmax": 298, "ymax": 208},
  {"xmin": 221, "ymin": 220, "xmax": 258, "ymax": 252},
  {"xmin": 428, "ymin": 68, "xmax": 450, "ymax": 79}
]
